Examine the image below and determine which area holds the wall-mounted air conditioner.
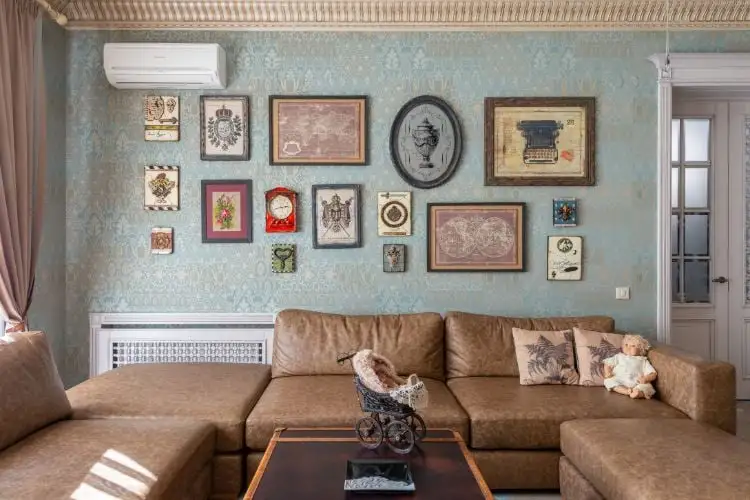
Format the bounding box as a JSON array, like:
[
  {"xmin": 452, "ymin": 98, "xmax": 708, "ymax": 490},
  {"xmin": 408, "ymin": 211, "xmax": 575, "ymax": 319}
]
[{"xmin": 103, "ymin": 43, "xmax": 226, "ymax": 90}]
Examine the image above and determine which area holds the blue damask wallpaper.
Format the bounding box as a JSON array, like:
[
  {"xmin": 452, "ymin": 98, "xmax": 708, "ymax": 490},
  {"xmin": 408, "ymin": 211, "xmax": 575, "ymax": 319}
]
[{"xmin": 62, "ymin": 29, "xmax": 750, "ymax": 385}]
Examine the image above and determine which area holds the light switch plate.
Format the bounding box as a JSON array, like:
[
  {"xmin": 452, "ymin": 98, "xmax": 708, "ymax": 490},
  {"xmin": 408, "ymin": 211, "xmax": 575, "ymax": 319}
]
[{"xmin": 616, "ymin": 287, "xmax": 630, "ymax": 300}]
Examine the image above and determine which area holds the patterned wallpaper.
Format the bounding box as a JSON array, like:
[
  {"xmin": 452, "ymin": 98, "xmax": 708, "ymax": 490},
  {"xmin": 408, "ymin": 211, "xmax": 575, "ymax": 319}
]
[{"xmin": 62, "ymin": 29, "xmax": 750, "ymax": 386}]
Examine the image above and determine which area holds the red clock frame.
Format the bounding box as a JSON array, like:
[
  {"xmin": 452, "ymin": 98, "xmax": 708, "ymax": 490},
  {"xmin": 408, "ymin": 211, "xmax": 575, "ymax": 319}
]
[{"xmin": 265, "ymin": 187, "xmax": 297, "ymax": 233}]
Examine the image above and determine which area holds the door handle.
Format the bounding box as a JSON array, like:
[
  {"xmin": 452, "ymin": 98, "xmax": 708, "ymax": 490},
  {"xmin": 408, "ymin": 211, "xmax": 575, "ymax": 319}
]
[{"xmin": 712, "ymin": 276, "xmax": 729, "ymax": 284}]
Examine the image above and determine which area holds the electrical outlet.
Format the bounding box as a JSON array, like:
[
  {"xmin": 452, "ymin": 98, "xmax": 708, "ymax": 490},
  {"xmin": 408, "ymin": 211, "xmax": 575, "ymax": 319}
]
[{"xmin": 615, "ymin": 287, "xmax": 630, "ymax": 300}]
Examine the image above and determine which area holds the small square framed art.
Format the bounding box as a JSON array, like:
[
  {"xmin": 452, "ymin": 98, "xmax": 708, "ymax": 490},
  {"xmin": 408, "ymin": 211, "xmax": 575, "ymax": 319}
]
[{"xmin": 201, "ymin": 180, "xmax": 252, "ymax": 243}]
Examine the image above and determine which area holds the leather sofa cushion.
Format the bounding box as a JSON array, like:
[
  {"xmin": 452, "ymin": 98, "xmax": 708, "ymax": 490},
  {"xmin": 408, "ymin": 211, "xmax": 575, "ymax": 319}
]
[
  {"xmin": 0, "ymin": 419, "xmax": 214, "ymax": 499},
  {"xmin": 447, "ymin": 377, "xmax": 686, "ymax": 449},
  {"xmin": 245, "ymin": 375, "xmax": 469, "ymax": 450},
  {"xmin": 67, "ymin": 363, "xmax": 271, "ymax": 452},
  {"xmin": 561, "ymin": 419, "xmax": 750, "ymax": 499},
  {"xmin": 272, "ymin": 309, "xmax": 445, "ymax": 380},
  {"xmin": 0, "ymin": 331, "xmax": 71, "ymax": 452},
  {"xmin": 445, "ymin": 312, "xmax": 615, "ymax": 378}
]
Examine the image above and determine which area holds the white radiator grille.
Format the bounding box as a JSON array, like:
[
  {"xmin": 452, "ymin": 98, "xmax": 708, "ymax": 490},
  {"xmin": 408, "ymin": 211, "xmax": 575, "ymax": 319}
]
[{"xmin": 111, "ymin": 340, "xmax": 264, "ymax": 368}]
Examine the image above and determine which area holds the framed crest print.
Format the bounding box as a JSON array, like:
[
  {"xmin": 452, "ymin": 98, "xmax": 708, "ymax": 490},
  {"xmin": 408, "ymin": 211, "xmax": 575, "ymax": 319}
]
[
  {"xmin": 548, "ymin": 236, "xmax": 583, "ymax": 280},
  {"xmin": 377, "ymin": 191, "xmax": 411, "ymax": 236},
  {"xmin": 144, "ymin": 96, "xmax": 179, "ymax": 141},
  {"xmin": 269, "ymin": 96, "xmax": 368, "ymax": 165},
  {"xmin": 200, "ymin": 95, "xmax": 250, "ymax": 161},
  {"xmin": 201, "ymin": 180, "xmax": 252, "ymax": 243},
  {"xmin": 427, "ymin": 203, "xmax": 525, "ymax": 272},
  {"xmin": 144, "ymin": 165, "xmax": 179, "ymax": 211},
  {"xmin": 485, "ymin": 97, "xmax": 595, "ymax": 186},
  {"xmin": 390, "ymin": 95, "xmax": 463, "ymax": 189},
  {"xmin": 150, "ymin": 227, "xmax": 173, "ymax": 254},
  {"xmin": 312, "ymin": 184, "xmax": 361, "ymax": 249}
]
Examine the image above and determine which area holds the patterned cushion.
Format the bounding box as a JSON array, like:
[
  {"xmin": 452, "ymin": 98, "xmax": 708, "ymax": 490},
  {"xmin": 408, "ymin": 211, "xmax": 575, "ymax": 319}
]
[
  {"xmin": 573, "ymin": 328, "xmax": 624, "ymax": 386},
  {"xmin": 511, "ymin": 328, "xmax": 579, "ymax": 385}
]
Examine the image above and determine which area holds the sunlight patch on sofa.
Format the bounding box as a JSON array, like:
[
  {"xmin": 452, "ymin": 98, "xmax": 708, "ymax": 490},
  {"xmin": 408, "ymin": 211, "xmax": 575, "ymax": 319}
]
[{"xmin": 70, "ymin": 449, "xmax": 157, "ymax": 500}]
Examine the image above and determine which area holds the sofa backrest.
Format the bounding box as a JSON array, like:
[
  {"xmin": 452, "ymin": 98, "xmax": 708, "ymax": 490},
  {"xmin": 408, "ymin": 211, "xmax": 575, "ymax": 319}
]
[
  {"xmin": 0, "ymin": 331, "xmax": 71, "ymax": 452},
  {"xmin": 445, "ymin": 311, "xmax": 615, "ymax": 378},
  {"xmin": 272, "ymin": 309, "xmax": 445, "ymax": 380}
]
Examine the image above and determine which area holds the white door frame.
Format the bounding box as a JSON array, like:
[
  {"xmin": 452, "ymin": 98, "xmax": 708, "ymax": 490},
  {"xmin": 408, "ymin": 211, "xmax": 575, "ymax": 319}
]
[{"xmin": 650, "ymin": 53, "xmax": 750, "ymax": 345}]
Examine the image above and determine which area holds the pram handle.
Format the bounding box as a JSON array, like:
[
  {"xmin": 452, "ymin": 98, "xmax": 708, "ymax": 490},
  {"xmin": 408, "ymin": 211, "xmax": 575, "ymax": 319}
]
[{"xmin": 336, "ymin": 350, "xmax": 358, "ymax": 364}]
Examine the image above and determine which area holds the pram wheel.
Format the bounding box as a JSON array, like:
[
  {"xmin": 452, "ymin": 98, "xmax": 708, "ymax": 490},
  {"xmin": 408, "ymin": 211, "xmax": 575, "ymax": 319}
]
[
  {"xmin": 384, "ymin": 420, "xmax": 415, "ymax": 454},
  {"xmin": 355, "ymin": 416, "xmax": 383, "ymax": 449},
  {"xmin": 406, "ymin": 413, "xmax": 427, "ymax": 442}
]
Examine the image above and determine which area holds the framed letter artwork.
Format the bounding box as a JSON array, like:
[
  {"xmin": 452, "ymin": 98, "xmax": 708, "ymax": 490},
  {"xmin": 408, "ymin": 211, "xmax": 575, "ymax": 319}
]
[
  {"xmin": 427, "ymin": 203, "xmax": 525, "ymax": 272},
  {"xmin": 312, "ymin": 184, "xmax": 362, "ymax": 248},
  {"xmin": 201, "ymin": 180, "xmax": 252, "ymax": 243},
  {"xmin": 200, "ymin": 95, "xmax": 250, "ymax": 161},
  {"xmin": 485, "ymin": 97, "xmax": 595, "ymax": 186},
  {"xmin": 547, "ymin": 236, "xmax": 583, "ymax": 281},
  {"xmin": 269, "ymin": 96, "xmax": 368, "ymax": 165}
]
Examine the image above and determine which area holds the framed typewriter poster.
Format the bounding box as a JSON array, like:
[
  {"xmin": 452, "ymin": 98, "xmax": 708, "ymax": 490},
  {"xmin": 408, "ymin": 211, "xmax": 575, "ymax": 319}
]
[{"xmin": 484, "ymin": 97, "xmax": 595, "ymax": 186}]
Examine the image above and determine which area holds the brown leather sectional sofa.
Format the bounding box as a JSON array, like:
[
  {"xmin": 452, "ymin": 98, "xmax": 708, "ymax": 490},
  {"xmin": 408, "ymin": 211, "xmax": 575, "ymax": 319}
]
[{"xmin": 0, "ymin": 309, "xmax": 738, "ymax": 499}]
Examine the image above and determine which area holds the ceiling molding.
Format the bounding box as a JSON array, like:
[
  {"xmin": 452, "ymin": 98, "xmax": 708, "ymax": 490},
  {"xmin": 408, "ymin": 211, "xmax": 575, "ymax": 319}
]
[{"xmin": 45, "ymin": 0, "xmax": 750, "ymax": 31}]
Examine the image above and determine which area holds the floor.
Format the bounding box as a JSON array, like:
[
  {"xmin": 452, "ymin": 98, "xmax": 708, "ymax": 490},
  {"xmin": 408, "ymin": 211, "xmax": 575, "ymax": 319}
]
[{"xmin": 492, "ymin": 402, "xmax": 750, "ymax": 500}]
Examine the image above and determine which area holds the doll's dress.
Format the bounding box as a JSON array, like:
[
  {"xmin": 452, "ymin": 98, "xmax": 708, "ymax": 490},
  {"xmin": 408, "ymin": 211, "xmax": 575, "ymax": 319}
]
[{"xmin": 602, "ymin": 353, "xmax": 656, "ymax": 399}]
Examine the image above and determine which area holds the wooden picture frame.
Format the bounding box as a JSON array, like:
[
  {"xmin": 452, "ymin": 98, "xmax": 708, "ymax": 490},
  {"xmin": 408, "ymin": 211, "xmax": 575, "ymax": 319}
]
[
  {"xmin": 200, "ymin": 95, "xmax": 250, "ymax": 161},
  {"xmin": 484, "ymin": 97, "xmax": 595, "ymax": 186},
  {"xmin": 201, "ymin": 180, "xmax": 252, "ymax": 243},
  {"xmin": 312, "ymin": 184, "xmax": 362, "ymax": 248},
  {"xmin": 269, "ymin": 96, "xmax": 368, "ymax": 165},
  {"xmin": 427, "ymin": 202, "xmax": 525, "ymax": 272}
]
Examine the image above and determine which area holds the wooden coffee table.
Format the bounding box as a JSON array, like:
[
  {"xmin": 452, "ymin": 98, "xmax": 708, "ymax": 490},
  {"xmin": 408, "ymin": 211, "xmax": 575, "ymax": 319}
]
[{"xmin": 244, "ymin": 428, "xmax": 492, "ymax": 499}]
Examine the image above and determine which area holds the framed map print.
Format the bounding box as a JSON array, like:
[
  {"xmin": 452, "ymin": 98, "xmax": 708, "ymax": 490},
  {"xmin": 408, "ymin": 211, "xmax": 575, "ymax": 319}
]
[
  {"xmin": 201, "ymin": 180, "xmax": 252, "ymax": 243},
  {"xmin": 200, "ymin": 95, "xmax": 250, "ymax": 161},
  {"xmin": 312, "ymin": 184, "xmax": 361, "ymax": 248},
  {"xmin": 269, "ymin": 96, "xmax": 368, "ymax": 165},
  {"xmin": 427, "ymin": 203, "xmax": 525, "ymax": 272},
  {"xmin": 485, "ymin": 97, "xmax": 595, "ymax": 186}
]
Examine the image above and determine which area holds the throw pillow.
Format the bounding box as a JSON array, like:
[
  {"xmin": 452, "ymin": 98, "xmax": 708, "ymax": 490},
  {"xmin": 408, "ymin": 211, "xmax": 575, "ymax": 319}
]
[
  {"xmin": 512, "ymin": 328, "xmax": 579, "ymax": 385},
  {"xmin": 573, "ymin": 328, "xmax": 624, "ymax": 386}
]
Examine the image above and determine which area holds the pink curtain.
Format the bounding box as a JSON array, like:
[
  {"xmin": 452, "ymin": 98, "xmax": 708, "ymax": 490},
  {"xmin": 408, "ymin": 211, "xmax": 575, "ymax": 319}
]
[{"xmin": 0, "ymin": 0, "xmax": 46, "ymax": 332}]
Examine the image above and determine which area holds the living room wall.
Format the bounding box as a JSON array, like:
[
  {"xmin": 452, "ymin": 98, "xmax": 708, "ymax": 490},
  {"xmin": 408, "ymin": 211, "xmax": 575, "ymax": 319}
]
[{"xmin": 62, "ymin": 29, "xmax": 750, "ymax": 385}]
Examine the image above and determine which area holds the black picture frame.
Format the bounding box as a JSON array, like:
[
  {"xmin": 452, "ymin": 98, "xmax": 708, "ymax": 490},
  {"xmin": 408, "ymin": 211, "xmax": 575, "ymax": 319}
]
[
  {"xmin": 390, "ymin": 95, "xmax": 463, "ymax": 189},
  {"xmin": 201, "ymin": 179, "xmax": 253, "ymax": 243},
  {"xmin": 200, "ymin": 95, "xmax": 251, "ymax": 161},
  {"xmin": 312, "ymin": 184, "xmax": 362, "ymax": 249}
]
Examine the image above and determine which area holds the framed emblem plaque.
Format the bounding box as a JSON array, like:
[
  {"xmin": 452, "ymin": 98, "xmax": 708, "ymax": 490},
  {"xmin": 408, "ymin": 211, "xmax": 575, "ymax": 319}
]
[
  {"xmin": 200, "ymin": 95, "xmax": 250, "ymax": 161},
  {"xmin": 312, "ymin": 184, "xmax": 361, "ymax": 249},
  {"xmin": 144, "ymin": 165, "xmax": 179, "ymax": 211},
  {"xmin": 390, "ymin": 95, "xmax": 463, "ymax": 189},
  {"xmin": 377, "ymin": 191, "xmax": 411, "ymax": 236},
  {"xmin": 484, "ymin": 97, "xmax": 595, "ymax": 186},
  {"xmin": 144, "ymin": 96, "xmax": 179, "ymax": 141},
  {"xmin": 427, "ymin": 203, "xmax": 525, "ymax": 272}
]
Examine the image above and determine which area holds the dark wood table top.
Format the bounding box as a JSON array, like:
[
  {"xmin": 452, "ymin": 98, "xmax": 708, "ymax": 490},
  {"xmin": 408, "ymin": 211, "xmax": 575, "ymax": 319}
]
[{"xmin": 244, "ymin": 428, "xmax": 492, "ymax": 500}]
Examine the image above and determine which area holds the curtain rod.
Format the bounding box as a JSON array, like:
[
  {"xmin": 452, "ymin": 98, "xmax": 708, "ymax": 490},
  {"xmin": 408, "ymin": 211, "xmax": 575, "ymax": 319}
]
[{"xmin": 35, "ymin": 0, "xmax": 68, "ymax": 26}]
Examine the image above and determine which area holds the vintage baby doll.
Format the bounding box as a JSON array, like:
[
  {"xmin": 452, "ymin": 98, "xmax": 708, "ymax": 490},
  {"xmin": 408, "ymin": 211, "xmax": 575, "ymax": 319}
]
[
  {"xmin": 351, "ymin": 349, "xmax": 429, "ymax": 409},
  {"xmin": 603, "ymin": 334, "xmax": 657, "ymax": 399}
]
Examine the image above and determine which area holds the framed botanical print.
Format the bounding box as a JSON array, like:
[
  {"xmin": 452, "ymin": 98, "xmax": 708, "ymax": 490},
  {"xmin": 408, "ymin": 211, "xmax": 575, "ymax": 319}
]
[
  {"xmin": 200, "ymin": 95, "xmax": 250, "ymax": 161},
  {"xmin": 144, "ymin": 165, "xmax": 179, "ymax": 211},
  {"xmin": 312, "ymin": 184, "xmax": 361, "ymax": 249},
  {"xmin": 201, "ymin": 180, "xmax": 252, "ymax": 243},
  {"xmin": 144, "ymin": 96, "xmax": 179, "ymax": 141},
  {"xmin": 269, "ymin": 96, "xmax": 368, "ymax": 165},
  {"xmin": 427, "ymin": 203, "xmax": 525, "ymax": 272},
  {"xmin": 485, "ymin": 97, "xmax": 595, "ymax": 186},
  {"xmin": 548, "ymin": 236, "xmax": 583, "ymax": 280}
]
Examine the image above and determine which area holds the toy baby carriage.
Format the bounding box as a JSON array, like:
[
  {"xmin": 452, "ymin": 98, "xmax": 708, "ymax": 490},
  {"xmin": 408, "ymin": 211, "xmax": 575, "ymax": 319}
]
[{"xmin": 337, "ymin": 349, "xmax": 428, "ymax": 455}]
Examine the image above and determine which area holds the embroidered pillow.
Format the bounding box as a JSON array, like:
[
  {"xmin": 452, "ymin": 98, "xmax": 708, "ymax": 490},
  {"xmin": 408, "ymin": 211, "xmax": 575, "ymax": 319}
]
[
  {"xmin": 512, "ymin": 328, "xmax": 579, "ymax": 385},
  {"xmin": 573, "ymin": 328, "xmax": 624, "ymax": 386}
]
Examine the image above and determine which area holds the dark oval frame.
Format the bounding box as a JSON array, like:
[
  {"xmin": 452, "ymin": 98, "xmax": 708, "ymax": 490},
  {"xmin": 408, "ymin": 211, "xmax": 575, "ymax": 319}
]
[{"xmin": 389, "ymin": 95, "xmax": 463, "ymax": 190}]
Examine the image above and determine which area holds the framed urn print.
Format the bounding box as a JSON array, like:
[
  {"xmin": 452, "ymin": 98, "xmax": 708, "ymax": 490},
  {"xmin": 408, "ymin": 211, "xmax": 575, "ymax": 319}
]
[
  {"xmin": 377, "ymin": 191, "xmax": 411, "ymax": 236},
  {"xmin": 427, "ymin": 203, "xmax": 525, "ymax": 272},
  {"xmin": 312, "ymin": 184, "xmax": 361, "ymax": 249},
  {"xmin": 548, "ymin": 236, "xmax": 583, "ymax": 280},
  {"xmin": 390, "ymin": 95, "xmax": 462, "ymax": 189},
  {"xmin": 269, "ymin": 96, "xmax": 368, "ymax": 165},
  {"xmin": 201, "ymin": 180, "xmax": 252, "ymax": 243},
  {"xmin": 200, "ymin": 95, "xmax": 250, "ymax": 161},
  {"xmin": 485, "ymin": 97, "xmax": 595, "ymax": 186},
  {"xmin": 144, "ymin": 165, "xmax": 179, "ymax": 211},
  {"xmin": 144, "ymin": 96, "xmax": 179, "ymax": 141},
  {"xmin": 150, "ymin": 227, "xmax": 173, "ymax": 255}
]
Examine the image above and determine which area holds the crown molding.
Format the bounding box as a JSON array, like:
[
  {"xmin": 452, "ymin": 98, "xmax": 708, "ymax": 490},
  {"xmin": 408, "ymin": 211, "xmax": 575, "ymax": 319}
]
[{"xmin": 44, "ymin": 0, "xmax": 750, "ymax": 31}]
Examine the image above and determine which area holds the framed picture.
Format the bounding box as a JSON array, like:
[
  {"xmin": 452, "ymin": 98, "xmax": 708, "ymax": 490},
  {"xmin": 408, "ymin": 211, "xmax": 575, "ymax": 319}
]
[
  {"xmin": 390, "ymin": 95, "xmax": 462, "ymax": 189},
  {"xmin": 269, "ymin": 96, "xmax": 368, "ymax": 165},
  {"xmin": 548, "ymin": 236, "xmax": 583, "ymax": 280},
  {"xmin": 150, "ymin": 227, "xmax": 173, "ymax": 254},
  {"xmin": 553, "ymin": 198, "xmax": 578, "ymax": 227},
  {"xmin": 145, "ymin": 96, "xmax": 179, "ymax": 141},
  {"xmin": 271, "ymin": 244, "xmax": 296, "ymax": 273},
  {"xmin": 200, "ymin": 95, "xmax": 250, "ymax": 161},
  {"xmin": 201, "ymin": 180, "xmax": 252, "ymax": 243},
  {"xmin": 144, "ymin": 165, "xmax": 179, "ymax": 211},
  {"xmin": 377, "ymin": 191, "xmax": 411, "ymax": 236},
  {"xmin": 383, "ymin": 244, "xmax": 406, "ymax": 273},
  {"xmin": 312, "ymin": 184, "xmax": 361, "ymax": 249},
  {"xmin": 427, "ymin": 203, "xmax": 525, "ymax": 272},
  {"xmin": 484, "ymin": 97, "xmax": 595, "ymax": 186}
]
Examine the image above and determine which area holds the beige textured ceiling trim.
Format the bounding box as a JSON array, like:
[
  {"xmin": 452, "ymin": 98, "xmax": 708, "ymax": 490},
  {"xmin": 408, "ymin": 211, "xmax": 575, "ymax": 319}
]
[{"xmin": 55, "ymin": 1, "xmax": 750, "ymax": 30}]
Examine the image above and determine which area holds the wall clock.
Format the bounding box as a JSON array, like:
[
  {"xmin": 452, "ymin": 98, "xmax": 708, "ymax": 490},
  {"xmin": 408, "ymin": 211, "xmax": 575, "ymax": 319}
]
[{"xmin": 265, "ymin": 187, "xmax": 297, "ymax": 233}]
